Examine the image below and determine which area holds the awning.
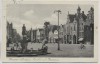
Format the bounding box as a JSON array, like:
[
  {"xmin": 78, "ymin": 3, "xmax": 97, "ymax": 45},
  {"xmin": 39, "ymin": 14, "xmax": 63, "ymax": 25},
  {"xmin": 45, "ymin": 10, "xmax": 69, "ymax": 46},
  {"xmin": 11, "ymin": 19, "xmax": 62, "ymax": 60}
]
[{"xmin": 78, "ymin": 38, "xmax": 84, "ymax": 41}]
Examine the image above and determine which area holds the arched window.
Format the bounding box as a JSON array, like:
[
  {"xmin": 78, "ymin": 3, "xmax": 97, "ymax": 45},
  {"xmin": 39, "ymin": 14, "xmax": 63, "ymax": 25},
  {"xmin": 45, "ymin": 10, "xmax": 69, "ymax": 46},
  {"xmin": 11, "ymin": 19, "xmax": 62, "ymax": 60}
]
[
  {"xmin": 79, "ymin": 27, "xmax": 81, "ymax": 30},
  {"xmin": 74, "ymin": 25, "xmax": 76, "ymax": 31},
  {"xmin": 71, "ymin": 27, "xmax": 72, "ymax": 31}
]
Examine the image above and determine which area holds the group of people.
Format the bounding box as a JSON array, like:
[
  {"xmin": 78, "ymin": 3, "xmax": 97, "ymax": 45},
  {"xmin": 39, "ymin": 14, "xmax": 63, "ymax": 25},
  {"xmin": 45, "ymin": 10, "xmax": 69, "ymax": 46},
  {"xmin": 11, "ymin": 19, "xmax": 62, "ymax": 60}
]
[
  {"xmin": 9, "ymin": 42, "xmax": 22, "ymax": 51},
  {"xmin": 8, "ymin": 38, "xmax": 48, "ymax": 53}
]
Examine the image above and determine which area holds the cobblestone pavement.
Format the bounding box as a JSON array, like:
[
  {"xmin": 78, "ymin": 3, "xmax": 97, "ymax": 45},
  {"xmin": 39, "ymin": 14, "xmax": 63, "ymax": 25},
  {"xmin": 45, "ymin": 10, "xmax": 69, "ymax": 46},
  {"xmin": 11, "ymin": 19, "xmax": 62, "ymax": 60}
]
[{"xmin": 27, "ymin": 43, "xmax": 94, "ymax": 57}]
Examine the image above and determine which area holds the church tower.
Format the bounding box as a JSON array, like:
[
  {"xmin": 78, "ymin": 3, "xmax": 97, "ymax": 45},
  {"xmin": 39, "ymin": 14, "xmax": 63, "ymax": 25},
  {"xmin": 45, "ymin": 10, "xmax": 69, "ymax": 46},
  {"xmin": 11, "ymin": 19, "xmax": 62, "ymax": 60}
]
[{"xmin": 77, "ymin": 6, "xmax": 81, "ymax": 14}]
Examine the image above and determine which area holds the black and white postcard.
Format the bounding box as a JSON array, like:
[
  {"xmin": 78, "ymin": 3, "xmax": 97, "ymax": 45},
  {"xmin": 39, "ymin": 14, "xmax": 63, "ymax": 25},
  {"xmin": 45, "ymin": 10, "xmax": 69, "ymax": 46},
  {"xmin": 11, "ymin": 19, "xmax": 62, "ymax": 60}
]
[{"xmin": 1, "ymin": 0, "xmax": 98, "ymax": 62}]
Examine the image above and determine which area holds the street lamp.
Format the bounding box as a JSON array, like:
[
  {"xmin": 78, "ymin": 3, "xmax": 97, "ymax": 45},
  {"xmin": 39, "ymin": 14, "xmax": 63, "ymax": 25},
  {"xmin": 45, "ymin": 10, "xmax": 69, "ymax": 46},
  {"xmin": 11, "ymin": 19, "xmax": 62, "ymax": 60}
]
[{"xmin": 54, "ymin": 10, "xmax": 61, "ymax": 50}]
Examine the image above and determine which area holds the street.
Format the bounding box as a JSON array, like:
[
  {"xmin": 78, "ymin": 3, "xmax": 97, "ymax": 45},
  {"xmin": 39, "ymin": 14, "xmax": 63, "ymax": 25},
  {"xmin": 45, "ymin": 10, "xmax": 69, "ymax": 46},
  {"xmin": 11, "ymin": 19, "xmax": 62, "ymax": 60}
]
[
  {"xmin": 6, "ymin": 5, "xmax": 94, "ymax": 58},
  {"xmin": 27, "ymin": 43, "xmax": 94, "ymax": 57}
]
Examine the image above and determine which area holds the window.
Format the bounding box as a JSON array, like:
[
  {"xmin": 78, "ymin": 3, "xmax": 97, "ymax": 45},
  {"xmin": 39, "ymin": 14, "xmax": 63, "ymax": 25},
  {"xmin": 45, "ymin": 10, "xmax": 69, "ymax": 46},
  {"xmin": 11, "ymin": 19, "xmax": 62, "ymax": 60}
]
[
  {"xmin": 82, "ymin": 23, "xmax": 83, "ymax": 25},
  {"xmin": 79, "ymin": 27, "xmax": 81, "ymax": 30},
  {"xmin": 74, "ymin": 25, "xmax": 76, "ymax": 31},
  {"xmin": 81, "ymin": 32, "xmax": 84, "ymax": 37},
  {"xmin": 71, "ymin": 27, "xmax": 72, "ymax": 31},
  {"xmin": 82, "ymin": 27, "xmax": 84, "ymax": 30}
]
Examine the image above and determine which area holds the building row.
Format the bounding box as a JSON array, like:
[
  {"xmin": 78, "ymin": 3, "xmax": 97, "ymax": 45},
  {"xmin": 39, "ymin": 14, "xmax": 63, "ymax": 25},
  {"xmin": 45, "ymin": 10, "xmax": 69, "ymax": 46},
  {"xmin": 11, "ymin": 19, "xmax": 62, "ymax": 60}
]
[
  {"xmin": 28, "ymin": 6, "xmax": 94, "ymax": 44},
  {"xmin": 7, "ymin": 6, "xmax": 94, "ymax": 45},
  {"xmin": 7, "ymin": 22, "xmax": 21, "ymax": 47},
  {"xmin": 59, "ymin": 6, "xmax": 94, "ymax": 44}
]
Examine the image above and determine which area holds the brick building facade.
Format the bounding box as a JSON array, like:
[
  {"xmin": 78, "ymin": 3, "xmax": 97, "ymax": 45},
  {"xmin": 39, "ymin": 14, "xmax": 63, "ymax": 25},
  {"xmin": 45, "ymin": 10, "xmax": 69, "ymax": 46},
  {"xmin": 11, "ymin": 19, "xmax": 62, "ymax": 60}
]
[{"xmin": 66, "ymin": 6, "xmax": 94, "ymax": 44}]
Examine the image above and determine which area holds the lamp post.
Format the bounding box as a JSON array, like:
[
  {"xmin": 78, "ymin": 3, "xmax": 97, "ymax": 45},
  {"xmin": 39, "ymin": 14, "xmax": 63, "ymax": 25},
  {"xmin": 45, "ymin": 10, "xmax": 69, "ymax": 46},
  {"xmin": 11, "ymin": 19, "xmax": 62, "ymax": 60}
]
[{"xmin": 54, "ymin": 10, "xmax": 61, "ymax": 50}]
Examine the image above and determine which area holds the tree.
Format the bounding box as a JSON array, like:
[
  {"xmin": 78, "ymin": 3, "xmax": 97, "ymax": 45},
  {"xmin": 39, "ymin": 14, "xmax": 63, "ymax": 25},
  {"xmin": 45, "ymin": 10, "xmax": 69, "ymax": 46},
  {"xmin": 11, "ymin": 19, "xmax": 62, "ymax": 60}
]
[{"xmin": 44, "ymin": 22, "xmax": 50, "ymax": 42}]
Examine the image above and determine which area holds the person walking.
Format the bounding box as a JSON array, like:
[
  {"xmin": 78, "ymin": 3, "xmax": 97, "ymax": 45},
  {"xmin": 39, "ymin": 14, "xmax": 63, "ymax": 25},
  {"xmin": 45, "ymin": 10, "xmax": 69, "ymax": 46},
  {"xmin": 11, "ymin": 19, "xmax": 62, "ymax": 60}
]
[
  {"xmin": 42, "ymin": 39, "xmax": 47, "ymax": 48},
  {"xmin": 41, "ymin": 39, "xmax": 48, "ymax": 53}
]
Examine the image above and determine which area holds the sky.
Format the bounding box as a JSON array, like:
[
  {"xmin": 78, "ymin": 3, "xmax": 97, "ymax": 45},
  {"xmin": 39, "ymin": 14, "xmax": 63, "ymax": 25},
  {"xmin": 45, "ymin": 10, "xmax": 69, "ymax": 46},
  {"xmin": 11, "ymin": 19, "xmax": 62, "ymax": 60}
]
[{"xmin": 6, "ymin": 4, "xmax": 93, "ymax": 35}]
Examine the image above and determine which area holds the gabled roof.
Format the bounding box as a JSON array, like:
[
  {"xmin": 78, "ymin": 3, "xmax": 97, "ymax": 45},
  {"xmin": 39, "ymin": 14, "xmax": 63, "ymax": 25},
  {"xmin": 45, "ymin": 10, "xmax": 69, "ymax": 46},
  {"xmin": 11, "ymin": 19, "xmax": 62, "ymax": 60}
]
[{"xmin": 81, "ymin": 13, "xmax": 87, "ymax": 21}]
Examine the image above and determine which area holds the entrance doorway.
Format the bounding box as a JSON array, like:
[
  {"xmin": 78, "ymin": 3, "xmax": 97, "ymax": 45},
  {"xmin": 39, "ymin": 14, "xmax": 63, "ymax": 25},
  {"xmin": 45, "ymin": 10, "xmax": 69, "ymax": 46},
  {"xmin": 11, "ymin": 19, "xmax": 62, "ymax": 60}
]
[{"xmin": 73, "ymin": 35, "xmax": 76, "ymax": 44}]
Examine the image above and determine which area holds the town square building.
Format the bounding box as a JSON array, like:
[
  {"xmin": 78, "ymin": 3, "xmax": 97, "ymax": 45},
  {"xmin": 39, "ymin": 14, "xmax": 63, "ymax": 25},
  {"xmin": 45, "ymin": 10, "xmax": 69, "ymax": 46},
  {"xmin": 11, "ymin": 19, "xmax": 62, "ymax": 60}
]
[{"xmin": 66, "ymin": 6, "xmax": 94, "ymax": 44}]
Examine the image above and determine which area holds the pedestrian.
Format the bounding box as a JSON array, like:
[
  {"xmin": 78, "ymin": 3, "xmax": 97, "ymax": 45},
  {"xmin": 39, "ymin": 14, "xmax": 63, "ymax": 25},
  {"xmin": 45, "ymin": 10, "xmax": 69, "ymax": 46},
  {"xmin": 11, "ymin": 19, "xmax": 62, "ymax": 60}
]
[
  {"xmin": 80, "ymin": 42, "xmax": 86, "ymax": 49},
  {"xmin": 42, "ymin": 39, "xmax": 47, "ymax": 48},
  {"xmin": 41, "ymin": 39, "xmax": 48, "ymax": 53}
]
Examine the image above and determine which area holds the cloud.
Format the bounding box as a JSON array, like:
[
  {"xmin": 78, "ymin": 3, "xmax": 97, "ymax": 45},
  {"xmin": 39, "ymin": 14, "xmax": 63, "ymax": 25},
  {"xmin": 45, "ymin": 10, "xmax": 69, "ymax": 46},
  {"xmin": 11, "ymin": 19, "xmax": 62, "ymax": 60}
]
[
  {"xmin": 23, "ymin": 10, "xmax": 38, "ymax": 22},
  {"xmin": 6, "ymin": 11, "xmax": 66, "ymax": 36},
  {"xmin": 43, "ymin": 14, "xmax": 57, "ymax": 25},
  {"xmin": 24, "ymin": 10, "xmax": 34, "ymax": 17},
  {"xmin": 43, "ymin": 14, "xmax": 66, "ymax": 25},
  {"xmin": 23, "ymin": 10, "xmax": 43, "ymax": 24},
  {"xmin": 7, "ymin": 16, "xmax": 44, "ymax": 36},
  {"xmin": 7, "ymin": 16, "xmax": 34, "ymax": 35}
]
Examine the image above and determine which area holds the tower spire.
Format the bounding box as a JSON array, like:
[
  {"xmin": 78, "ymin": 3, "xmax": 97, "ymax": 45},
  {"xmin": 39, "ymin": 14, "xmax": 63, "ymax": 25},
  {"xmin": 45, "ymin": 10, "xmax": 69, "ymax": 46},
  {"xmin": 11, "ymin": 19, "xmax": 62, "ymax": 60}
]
[
  {"xmin": 77, "ymin": 5, "xmax": 81, "ymax": 14},
  {"xmin": 78, "ymin": 5, "xmax": 81, "ymax": 10}
]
